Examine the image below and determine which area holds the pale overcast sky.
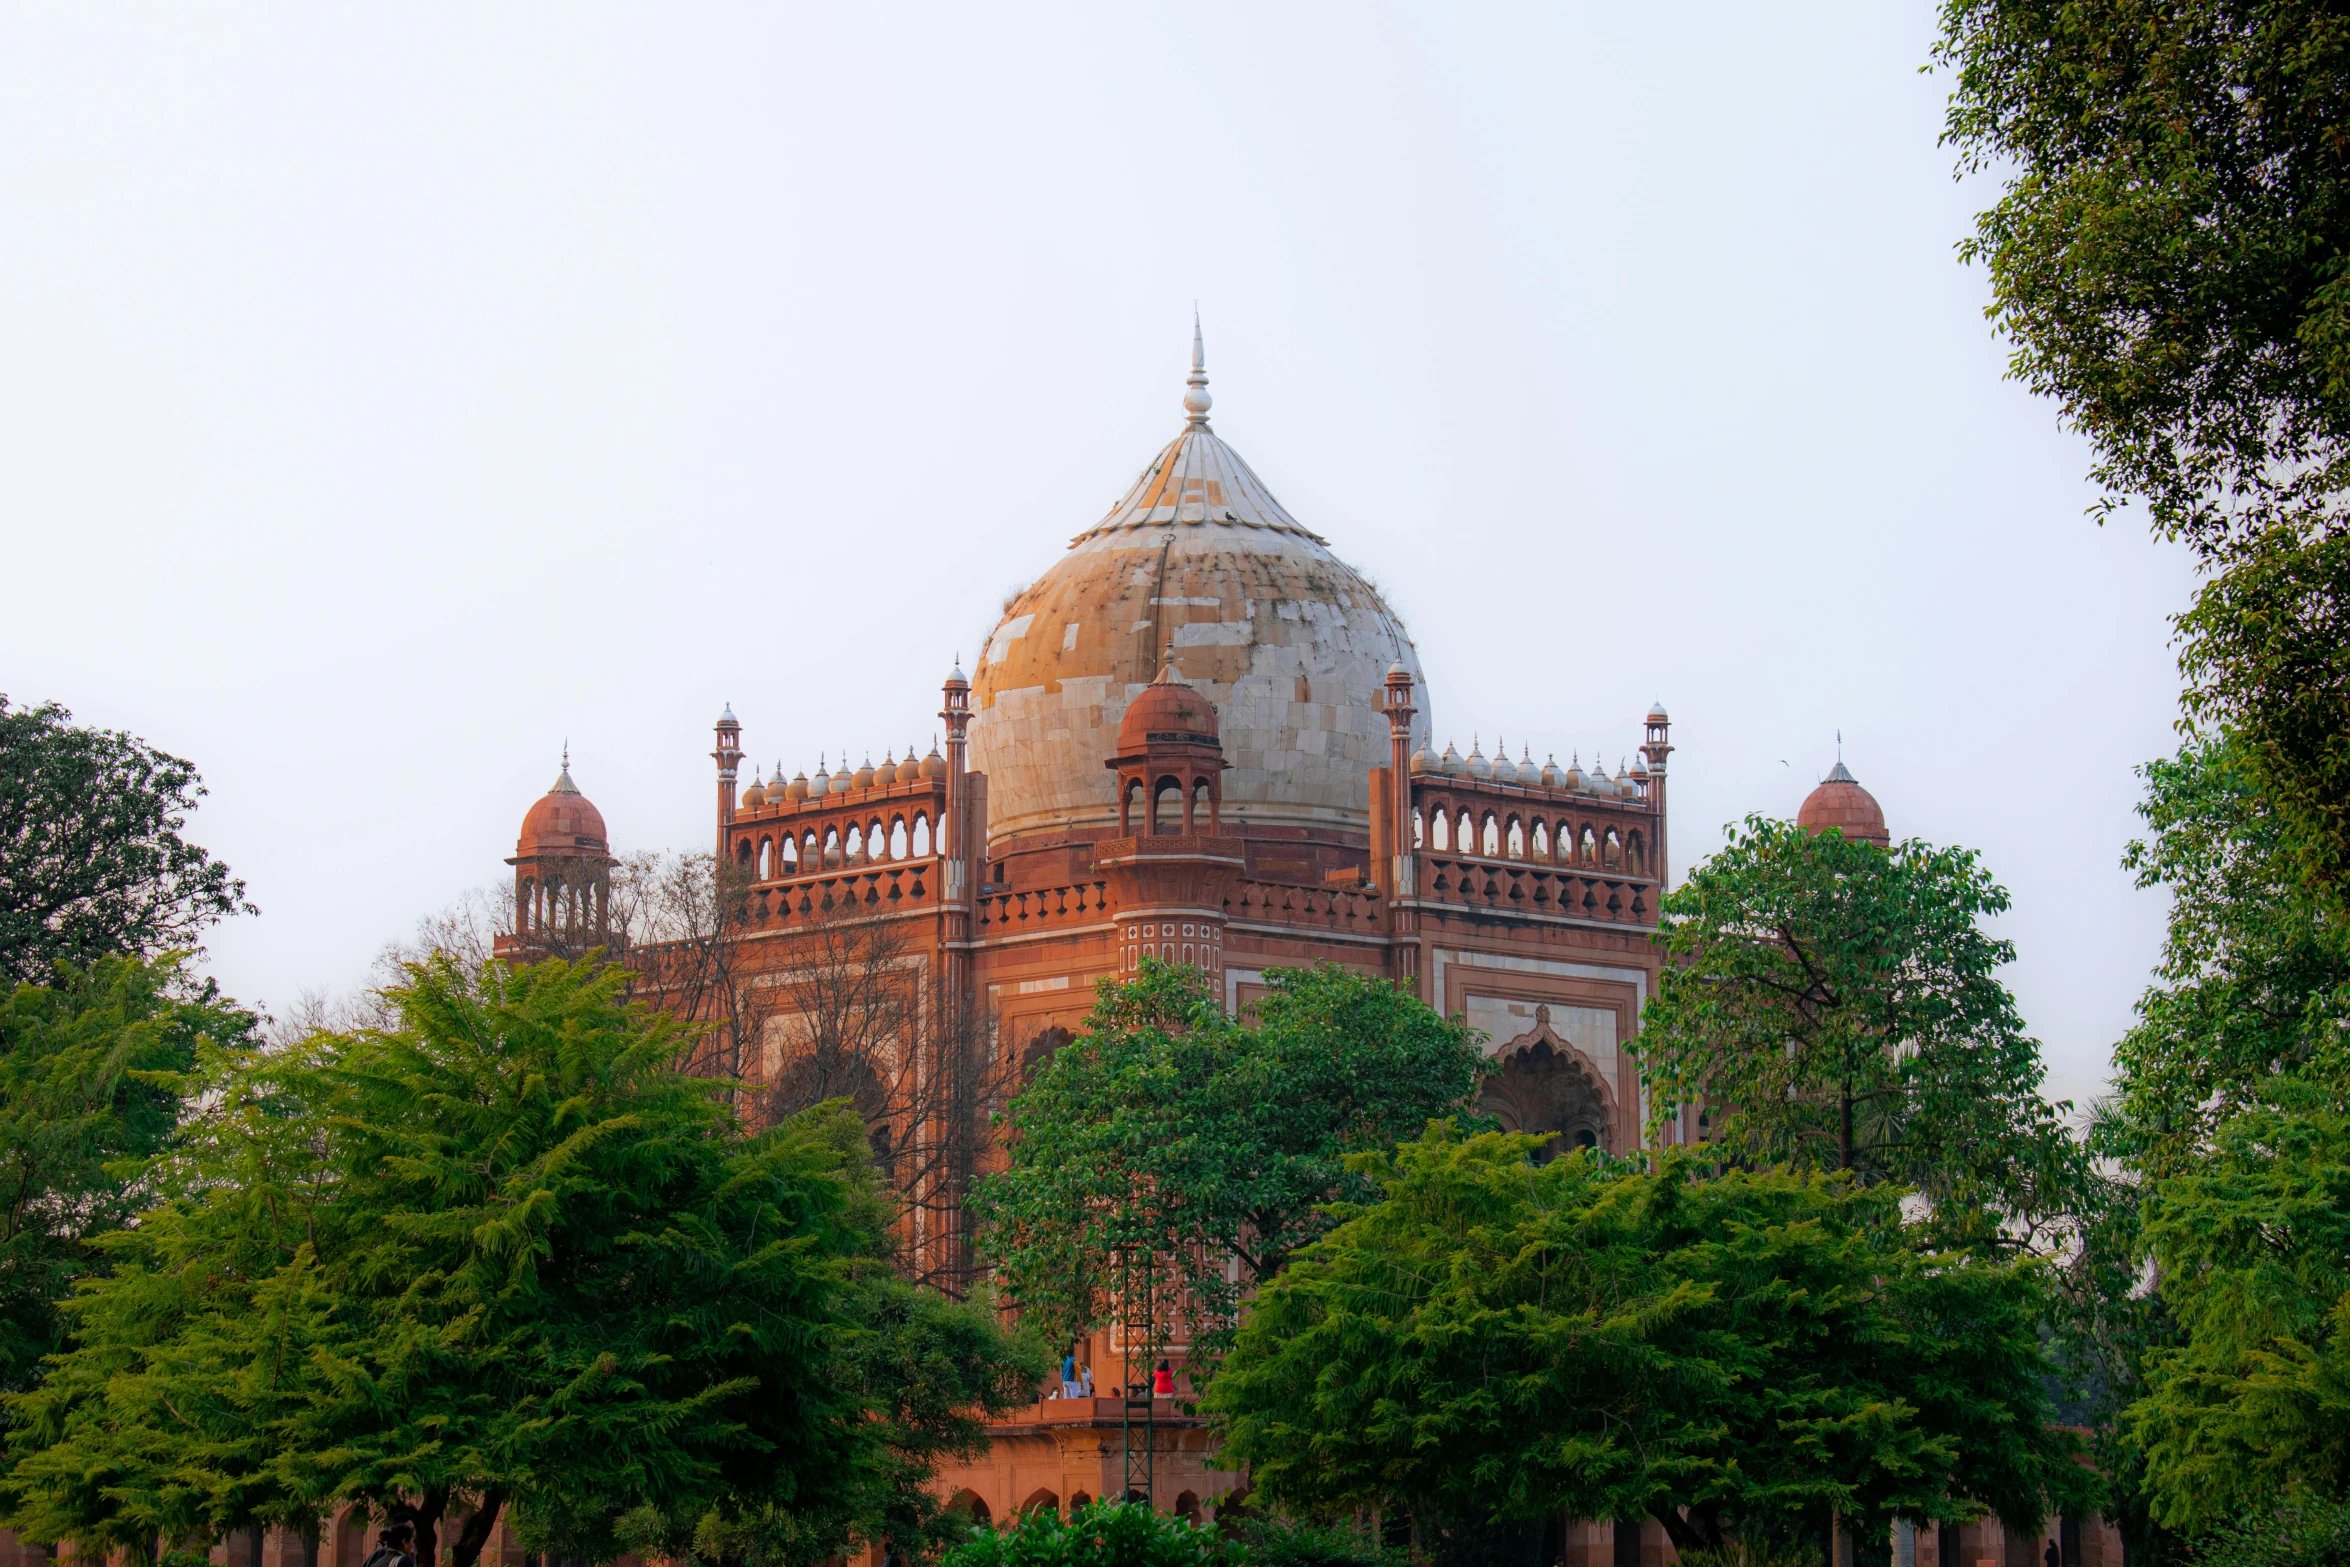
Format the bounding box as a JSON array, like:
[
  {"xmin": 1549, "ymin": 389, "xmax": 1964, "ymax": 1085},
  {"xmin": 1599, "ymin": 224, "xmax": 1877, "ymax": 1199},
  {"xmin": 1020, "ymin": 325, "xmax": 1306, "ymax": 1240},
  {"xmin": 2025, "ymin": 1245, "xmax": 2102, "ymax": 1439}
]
[{"xmin": 0, "ymin": 4, "xmax": 2192, "ymax": 1113}]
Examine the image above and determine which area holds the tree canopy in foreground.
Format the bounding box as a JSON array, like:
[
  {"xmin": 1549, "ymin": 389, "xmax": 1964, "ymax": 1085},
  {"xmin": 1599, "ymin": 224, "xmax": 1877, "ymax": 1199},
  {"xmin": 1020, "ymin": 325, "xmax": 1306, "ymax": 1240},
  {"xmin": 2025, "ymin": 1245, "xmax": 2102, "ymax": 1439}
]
[
  {"xmin": 1206, "ymin": 1127, "xmax": 2090, "ymax": 1558},
  {"xmin": 0, "ymin": 955, "xmax": 1038, "ymax": 1567},
  {"xmin": 0, "ymin": 697, "xmax": 250, "ymax": 987},
  {"xmin": 0, "ymin": 955, "xmax": 254, "ymax": 1395},
  {"xmin": 974, "ymin": 960, "xmax": 1485, "ymax": 1369},
  {"xmin": 1636, "ymin": 816, "xmax": 2080, "ymax": 1248},
  {"xmin": 1936, "ymin": 2, "xmax": 2350, "ymax": 901}
]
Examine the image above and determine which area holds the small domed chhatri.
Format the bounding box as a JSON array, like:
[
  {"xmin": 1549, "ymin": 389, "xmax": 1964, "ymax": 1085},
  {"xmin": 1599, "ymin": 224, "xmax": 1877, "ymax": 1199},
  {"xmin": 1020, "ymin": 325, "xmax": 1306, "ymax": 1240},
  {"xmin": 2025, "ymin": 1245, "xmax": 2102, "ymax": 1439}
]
[
  {"xmin": 516, "ymin": 753, "xmax": 608, "ymax": 855},
  {"xmin": 1115, "ymin": 657, "xmax": 1222, "ymax": 754},
  {"xmin": 1798, "ymin": 757, "xmax": 1890, "ymax": 847}
]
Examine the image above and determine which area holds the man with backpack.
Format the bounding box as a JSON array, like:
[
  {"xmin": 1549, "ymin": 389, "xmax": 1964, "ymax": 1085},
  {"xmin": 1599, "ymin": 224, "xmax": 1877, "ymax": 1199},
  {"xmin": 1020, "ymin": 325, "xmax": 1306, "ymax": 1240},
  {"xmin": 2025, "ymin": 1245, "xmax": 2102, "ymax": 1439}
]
[{"xmin": 358, "ymin": 1518, "xmax": 418, "ymax": 1567}]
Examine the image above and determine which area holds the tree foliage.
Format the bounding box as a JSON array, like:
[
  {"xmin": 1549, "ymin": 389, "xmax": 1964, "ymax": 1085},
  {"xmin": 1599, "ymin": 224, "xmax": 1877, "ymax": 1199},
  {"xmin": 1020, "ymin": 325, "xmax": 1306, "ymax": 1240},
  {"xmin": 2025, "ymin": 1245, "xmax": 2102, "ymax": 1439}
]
[
  {"xmin": 0, "ymin": 955, "xmax": 1036, "ymax": 1567},
  {"xmin": 972, "ymin": 960, "xmax": 1486, "ymax": 1369},
  {"xmin": 1935, "ymin": 2, "xmax": 2350, "ymax": 897},
  {"xmin": 1638, "ymin": 816, "xmax": 2081, "ymax": 1246},
  {"xmin": 2087, "ymin": 736, "xmax": 2350, "ymax": 1548},
  {"xmin": 0, "ymin": 955, "xmax": 254, "ymax": 1394},
  {"xmin": 0, "ymin": 698, "xmax": 251, "ymax": 986},
  {"xmin": 938, "ymin": 1502, "xmax": 1403, "ymax": 1567},
  {"xmin": 1205, "ymin": 1127, "xmax": 2091, "ymax": 1557},
  {"xmin": 941, "ymin": 1499, "xmax": 1235, "ymax": 1567},
  {"xmin": 2110, "ymin": 735, "xmax": 2350, "ymax": 1178},
  {"xmin": 2130, "ymin": 1065, "xmax": 2350, "ymax": 1530}
]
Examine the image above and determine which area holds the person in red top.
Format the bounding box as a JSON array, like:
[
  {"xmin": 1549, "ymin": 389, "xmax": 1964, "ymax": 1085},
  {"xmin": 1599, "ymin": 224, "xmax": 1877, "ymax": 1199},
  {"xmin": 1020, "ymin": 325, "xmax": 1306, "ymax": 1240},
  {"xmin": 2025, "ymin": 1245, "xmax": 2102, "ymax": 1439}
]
[{"xmin": 1153, "ymin": 1358, "xmax": 1175, "ymax": 1396}]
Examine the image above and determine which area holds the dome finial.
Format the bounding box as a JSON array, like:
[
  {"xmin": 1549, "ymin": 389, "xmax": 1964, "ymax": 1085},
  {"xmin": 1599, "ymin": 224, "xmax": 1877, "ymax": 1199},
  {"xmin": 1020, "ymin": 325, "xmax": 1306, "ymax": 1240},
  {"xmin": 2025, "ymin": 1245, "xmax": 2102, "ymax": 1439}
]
[{"xmin": 1184, "ymin": 307, "xmax": 1213, "ymax": 426}]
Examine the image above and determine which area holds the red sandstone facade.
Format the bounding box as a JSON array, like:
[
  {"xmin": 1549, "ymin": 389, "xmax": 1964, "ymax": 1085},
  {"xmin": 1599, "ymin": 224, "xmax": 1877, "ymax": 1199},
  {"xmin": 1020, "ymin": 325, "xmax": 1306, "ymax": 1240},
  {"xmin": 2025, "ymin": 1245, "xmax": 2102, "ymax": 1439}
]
[{"xmin": 471, "ymin": 346, "xmax": 2122, "ymax": 1567}]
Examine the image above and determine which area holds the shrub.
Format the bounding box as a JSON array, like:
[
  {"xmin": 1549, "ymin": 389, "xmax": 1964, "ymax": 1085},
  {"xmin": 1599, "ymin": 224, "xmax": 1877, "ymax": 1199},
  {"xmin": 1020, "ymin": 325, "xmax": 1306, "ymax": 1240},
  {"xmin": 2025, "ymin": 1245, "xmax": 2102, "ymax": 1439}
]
[{"xmin": 943, "ymin": 1501, "xmax": 1235, "ymax": 1567}]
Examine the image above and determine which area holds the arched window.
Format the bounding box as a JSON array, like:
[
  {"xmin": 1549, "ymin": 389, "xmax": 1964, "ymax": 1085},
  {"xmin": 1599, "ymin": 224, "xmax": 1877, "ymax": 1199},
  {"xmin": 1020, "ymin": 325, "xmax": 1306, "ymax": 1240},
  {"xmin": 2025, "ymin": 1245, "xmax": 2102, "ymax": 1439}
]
[
  {"xmin": 1627, "ymin": 831, "xmax": 1645, "ymax": 875},
  {"xmin": 1412, "ymin": 808, "xmax": 1426, "ymax": 848},
  {"xmin": 1603, "ymin": 829, "xmax": 1622, "ymax": 869},
  {"xmin": 1531, "ymin": 820, "xmax": 1549, "ymax": 860},
  {"xmin": 781, "ymin": 835, "xmax": 799, "ymax": 869},
  {"xmin": 912, "ymin": 814, "xmax": 932, "ymax": 857},
  {"xmin": 1192, "ymin": 778, "xmax": 1212, "ymax": 832},
  {"xmin": 1431, "ymin": 809, "xmax": 1451, "ymax": 851},
  {"xmin": 1506, "ymin": 816, "xmax": 1525, "ymax": 859},
  {"xmin": 1580, "ymin": 825, "xmax": 1598, "ymax": 866},
  {"xmin": 869, "ymin": 819, "xmax": 887, "ymax": 861},
  {"xmin": 736, "ymin": 839, "xmax": 752, "ymax": 867},
  {"xmin": 757, "ymin": 837, "xmax": 773, "ymax": 878},
  {"xmin": 823, "ymin": 827, "xmax": 841, "ymax": 867},
  {"xmin": 889, "ymin": 817, "xmax": 909, "ymax": 859},
  {"xmin": 845, "ymin": 825, "xmax": 864, "ymax": 862},
  {"xmin": 1480, "ymin": 813, "xmax": 1500, "ymax": 857},
  {"xmin": 519, "ymin": 878, "xmax": 535, "ymax": 930},
  {"xmin": 1153, "ymin": 777, "xmax": 1183, "ymax": 836}
]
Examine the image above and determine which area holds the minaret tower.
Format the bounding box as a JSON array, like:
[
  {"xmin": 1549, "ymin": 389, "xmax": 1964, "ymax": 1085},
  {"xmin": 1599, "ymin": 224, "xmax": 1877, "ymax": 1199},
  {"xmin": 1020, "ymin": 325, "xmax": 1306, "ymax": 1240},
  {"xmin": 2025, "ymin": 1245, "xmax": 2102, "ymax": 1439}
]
[
  {"xmin": 1640, "ymin": 701, "xmax": 1673, "ymax": 888},
  {"xmin": 712, "ymin": 703, "xmax": 743, "ymax": 859}
]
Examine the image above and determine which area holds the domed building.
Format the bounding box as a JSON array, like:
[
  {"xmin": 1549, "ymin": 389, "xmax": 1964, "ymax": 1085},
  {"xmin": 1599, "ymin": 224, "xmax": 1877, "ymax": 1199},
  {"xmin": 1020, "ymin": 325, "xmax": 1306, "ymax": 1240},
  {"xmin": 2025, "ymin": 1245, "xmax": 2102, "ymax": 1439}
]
[
  {"xmin": 495, "ymin": 330, "xmax": 1681, "ymax": 1531},
  {"xmin": 969, "ymin": 323, "xmax": 1428, "ymax": 848},
  {"xmin": 493, "ymin": 751, "xmax": 616, "ymax": 959},
  {"xmin": 1798, "ymin": 757, "xmax": 1890, "ymax": 846}
]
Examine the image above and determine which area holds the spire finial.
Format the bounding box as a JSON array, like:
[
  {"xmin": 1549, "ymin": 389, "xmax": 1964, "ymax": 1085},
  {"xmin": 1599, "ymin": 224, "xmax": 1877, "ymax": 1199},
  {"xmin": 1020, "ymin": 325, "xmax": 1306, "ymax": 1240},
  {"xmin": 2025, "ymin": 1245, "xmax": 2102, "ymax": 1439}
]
[
  {"xmin": 1184, "ymin": 308, "xmax": 1213, "ymax": 426},
  {"xmin": 1837, "ymin": 729, "xmax": 1843, "ymax": 762}
]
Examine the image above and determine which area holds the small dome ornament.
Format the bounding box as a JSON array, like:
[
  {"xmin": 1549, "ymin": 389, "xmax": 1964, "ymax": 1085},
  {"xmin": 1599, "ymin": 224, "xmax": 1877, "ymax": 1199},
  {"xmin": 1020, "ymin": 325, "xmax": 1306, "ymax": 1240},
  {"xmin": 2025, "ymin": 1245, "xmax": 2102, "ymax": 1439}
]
[
  {"xmin": 1466, "ymin": 738, "xmax": 1491, "ymax": 780},
  {"xmin": 1440, "ymin": 740, "xmax": 1464, "ymax": 776},
  {"xmin": 921, "ymin": 739, "xmax": 947, "ymax": 780},
  {"xmin": 786, "ymin": 770, "xmax": 811, "ymax": 802},
  {"xmin": 1542, "ymin": 753, "xmax": 1561, "ymax": 788},
  {"xmin": 1409, "ymin": 743, "xmax": 1434, "ymax": 775},
  {"xmin": 740, "ymin": 775, "xmax": 767, "ymax": 810},
  {"xmin": 1563, "ymin": 752, "xmax": 1585, "ymax": 790},
  {"xmin": 1183, "ymin": 309, "xmax": 1213, "ymax": 426},
  {"xmin": 852, "ymin": 754, "xmax": 876, "ymax": 790},
  {"xmin": 810, "ymin": 755, "xmax": 831, "ymax": 799}
]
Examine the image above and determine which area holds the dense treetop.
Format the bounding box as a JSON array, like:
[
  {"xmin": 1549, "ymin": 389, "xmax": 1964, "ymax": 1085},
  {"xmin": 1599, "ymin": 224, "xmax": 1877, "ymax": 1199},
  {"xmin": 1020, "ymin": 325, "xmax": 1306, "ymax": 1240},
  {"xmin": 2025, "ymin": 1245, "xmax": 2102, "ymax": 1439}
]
[{"xmin": 0, "ymin": 697, "xmax": 250, "ymax": 986}]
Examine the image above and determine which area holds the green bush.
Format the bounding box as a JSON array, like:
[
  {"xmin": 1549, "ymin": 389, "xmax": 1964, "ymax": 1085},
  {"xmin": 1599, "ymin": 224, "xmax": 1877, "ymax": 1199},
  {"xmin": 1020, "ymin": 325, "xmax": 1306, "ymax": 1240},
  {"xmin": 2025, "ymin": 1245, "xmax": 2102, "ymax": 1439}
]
[
  {"xmin": 1678, "ymin": 1542, "xmax": 1824, "ymax": 1567},
  {"xmin": 2192, "ymin": 1496, "xmax": 2350, "ymax": 1567},
  {"xmin": 943, "ymin": 1501, "xmax": 1234, "ymax": 1567},
  {"xmin": 1222, "ymin": 1515, "xmax": 1401, "ymax": 1567}
]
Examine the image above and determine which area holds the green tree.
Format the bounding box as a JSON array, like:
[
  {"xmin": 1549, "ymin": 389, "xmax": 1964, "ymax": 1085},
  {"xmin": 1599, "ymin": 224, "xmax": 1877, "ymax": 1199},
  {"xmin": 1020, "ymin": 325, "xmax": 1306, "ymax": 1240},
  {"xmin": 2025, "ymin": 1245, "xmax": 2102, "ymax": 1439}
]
[
  {"xmin": 0, "ymin": 954, "xmax": 253, "ymax": 1394},
  {"xmin": 0, "ymin": 698, "xmax": 251, "ymax": 985},
  {"xmin": 1934, "ymin": 3, "xmax": 2350, "ymax": 898},
  {"xmin": 973, "ymin": 960, "xmax": 1486, "ymax": 1370},
  {"xmin": 2110, "ymin": 736, "xmax": 2350, "ymax": 1178},
  {"xmin": 1, "ymin": 955, "xmax": 1033, "ymax": 1567},
  {"xmin": 2129, "ymin": 1065, "xmax": 2350, "ymax": 1531},
  {"xmin": 1636, "ymin": 816, "xmax": 2080, "ymax": 1246},
  {"xmin": 2077, "ymin": 735, "xmax": 2350, "ymax": 1554},
  {"xmin": 1206, "ymin": 1126, "xmax": 2091, "ymax": 1557}
]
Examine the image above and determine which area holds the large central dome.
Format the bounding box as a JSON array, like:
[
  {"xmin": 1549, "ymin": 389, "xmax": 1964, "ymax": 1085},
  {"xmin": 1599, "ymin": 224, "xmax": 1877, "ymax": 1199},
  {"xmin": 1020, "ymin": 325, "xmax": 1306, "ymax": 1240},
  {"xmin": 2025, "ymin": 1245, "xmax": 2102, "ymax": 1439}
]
[{"xmin": 968, "ymin": 329, "xmax": 1430, "ymax": 845}]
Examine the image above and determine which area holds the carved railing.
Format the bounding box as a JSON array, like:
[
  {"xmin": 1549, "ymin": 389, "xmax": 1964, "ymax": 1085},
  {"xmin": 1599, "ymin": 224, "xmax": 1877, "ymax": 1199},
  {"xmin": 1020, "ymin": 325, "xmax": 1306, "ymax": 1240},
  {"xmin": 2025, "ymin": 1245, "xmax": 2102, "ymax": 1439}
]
[
  {"xmin": 1224, "ymin": 879, "xmax": 1384, "ymax": 933},
  {"xmin": 1417, "ymin": 854, "xmax": 1650, "ymax": 924},
  {"xmin": 975, "ymin": 881, "xmax": 1113, "ymax": 935},
  {"xmin": 750, "ymin": 861, "xmax": 935, "ymax": 927}
]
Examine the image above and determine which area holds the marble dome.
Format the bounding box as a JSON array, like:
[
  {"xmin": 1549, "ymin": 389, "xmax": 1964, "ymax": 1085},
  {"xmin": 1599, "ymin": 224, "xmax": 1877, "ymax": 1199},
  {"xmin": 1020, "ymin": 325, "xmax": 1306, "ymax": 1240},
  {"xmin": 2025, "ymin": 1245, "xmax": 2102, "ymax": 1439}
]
[{"xmin": 967, "ymin": 330, "xmax": 1430, "ymax": 845}]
